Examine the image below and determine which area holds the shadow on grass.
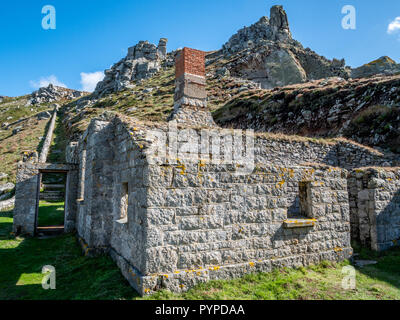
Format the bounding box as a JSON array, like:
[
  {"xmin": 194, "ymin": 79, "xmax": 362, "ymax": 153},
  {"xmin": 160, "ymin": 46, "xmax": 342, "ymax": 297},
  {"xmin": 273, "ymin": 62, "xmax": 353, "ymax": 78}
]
[
  {"xmin": 0, "ymin": 209, "xmax": 139, "ymax": 300},
  {"xmin": 38, "ymin": 202, "xmax": 65, "ymax": 227},
  {"xmin": 352, "ymin": 242, "xmax": 400, "ymax": 290}
]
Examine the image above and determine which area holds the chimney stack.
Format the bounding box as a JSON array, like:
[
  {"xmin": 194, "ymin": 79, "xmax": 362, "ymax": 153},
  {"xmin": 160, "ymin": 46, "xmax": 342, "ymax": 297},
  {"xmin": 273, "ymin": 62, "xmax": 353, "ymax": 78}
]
[{"xmin": 168, "ymin": 47, "xmax": 215, "ymax": 127}]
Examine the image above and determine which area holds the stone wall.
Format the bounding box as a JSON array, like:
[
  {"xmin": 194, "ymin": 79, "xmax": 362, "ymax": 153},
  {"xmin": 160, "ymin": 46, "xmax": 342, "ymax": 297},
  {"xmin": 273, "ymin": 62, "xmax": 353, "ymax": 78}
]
[
  {"xmin": 134, "ymin": 159, "xmax": 351, "ymax": 294},
  {"xmin": 74, "ymin": 115, "xmax": 352, "ymax": 295},
  {"xmin": 39, "ymin": 106, "xmax": 58, "ymax": 163},
  {"xmin": 252, "ymin": 136, "xmax": 396, "ymax": 169},
  {"xmin": 348, "ymin": 168, "xmax": 400, "ymax": 251},
  {"xmin": 13, "ymin": 162, "xmax": 78, "ymax": 235},
  {"xmin": 75, "ymin": 117, "xmax": 150, "ymax": 293}
]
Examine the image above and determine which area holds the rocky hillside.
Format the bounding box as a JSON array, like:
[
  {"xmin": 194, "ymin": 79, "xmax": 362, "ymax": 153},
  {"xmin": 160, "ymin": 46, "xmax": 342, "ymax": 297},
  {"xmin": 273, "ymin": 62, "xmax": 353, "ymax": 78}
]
[
  {"xmin": 57, "ymin": 5, "xmax": 400, "ymax": 156},
  {"xmin": 212, "ymin": 74, "xmax": 400, "ymax": 153},
  {"xmin": 1, "ymin": 4, "xmax": 399, "ymax": 190}
]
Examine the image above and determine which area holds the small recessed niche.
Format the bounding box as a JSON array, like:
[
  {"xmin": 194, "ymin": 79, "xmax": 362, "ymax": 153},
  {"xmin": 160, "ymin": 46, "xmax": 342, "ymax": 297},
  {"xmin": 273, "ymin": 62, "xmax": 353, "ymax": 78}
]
[
  {"xmin": 298, "ymin": 181, "xmax": 311, "ymax": 218},
  {"xmin": 119, "ymin": 182, "xmax": 129, "ymax": 223},
  {"xmin": 284, "ymin": 181, "xmax": 315, "ymax": 229}
]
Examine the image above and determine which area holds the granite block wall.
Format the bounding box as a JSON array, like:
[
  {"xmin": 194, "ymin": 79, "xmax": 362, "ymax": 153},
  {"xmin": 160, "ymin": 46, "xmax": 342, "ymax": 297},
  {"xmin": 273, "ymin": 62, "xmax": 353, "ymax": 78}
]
[{"xmin": 74, "ymin": 116, "xmax": 354, "ymax": 294}]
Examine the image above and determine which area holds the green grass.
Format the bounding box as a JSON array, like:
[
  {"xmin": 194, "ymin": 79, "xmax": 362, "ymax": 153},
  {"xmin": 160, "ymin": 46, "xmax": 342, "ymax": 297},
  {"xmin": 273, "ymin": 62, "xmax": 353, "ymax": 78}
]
[
  {"xmin": 0, "ymin": 208, "xmax": 138, "ymax": 300},
  {"xmin": 37, "ymin": 201, "xmax": 65, "ymax": 227},
  {"xmin": 1, "ymin": 208, "xmax": 399, "ymax": 300}
]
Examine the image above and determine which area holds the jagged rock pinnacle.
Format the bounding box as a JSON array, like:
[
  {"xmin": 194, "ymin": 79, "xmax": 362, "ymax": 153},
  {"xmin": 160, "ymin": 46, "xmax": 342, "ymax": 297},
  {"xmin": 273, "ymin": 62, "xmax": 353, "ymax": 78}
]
[{"xmin": 270, "ymin": 5, "xmax": 292, "ymax": 41}]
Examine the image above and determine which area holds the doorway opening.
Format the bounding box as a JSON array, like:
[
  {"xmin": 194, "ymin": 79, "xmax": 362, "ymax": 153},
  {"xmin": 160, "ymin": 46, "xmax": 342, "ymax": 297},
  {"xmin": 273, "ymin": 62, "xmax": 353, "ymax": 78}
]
[{"xmin": 36, "ymin": 171, "xmax": 67, "ymax": 236}]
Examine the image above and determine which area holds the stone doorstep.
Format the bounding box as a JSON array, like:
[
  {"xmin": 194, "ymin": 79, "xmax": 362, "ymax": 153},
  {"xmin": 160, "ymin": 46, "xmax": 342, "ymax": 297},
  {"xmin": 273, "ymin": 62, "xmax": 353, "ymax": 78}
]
[
  {"xmin": 283, "ymin": 218, "xmax": 317, "ymax": 229},
  {"xmin": 354, "ymin": 260, "xmax": 378, "ymax": 268}
]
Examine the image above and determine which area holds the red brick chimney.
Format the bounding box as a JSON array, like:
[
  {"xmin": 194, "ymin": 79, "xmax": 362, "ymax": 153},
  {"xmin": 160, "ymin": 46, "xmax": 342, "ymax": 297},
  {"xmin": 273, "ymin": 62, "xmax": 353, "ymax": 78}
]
[{"xmin": 169, "ymin": 47, "xmax": 215, "ymax": 127}]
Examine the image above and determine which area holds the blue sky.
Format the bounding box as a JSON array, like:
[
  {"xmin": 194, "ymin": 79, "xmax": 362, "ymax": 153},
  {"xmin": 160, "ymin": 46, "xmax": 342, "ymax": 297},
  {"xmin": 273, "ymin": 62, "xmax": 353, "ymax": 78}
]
[{"xmin": 1, "ymin": 0, "xmax": 400, "ymax": 96}]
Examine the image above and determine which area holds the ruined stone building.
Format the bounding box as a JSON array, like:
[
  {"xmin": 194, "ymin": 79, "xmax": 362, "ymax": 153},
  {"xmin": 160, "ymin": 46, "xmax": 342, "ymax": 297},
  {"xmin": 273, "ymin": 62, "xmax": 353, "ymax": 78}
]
[{"xmin": 13, "ymin": 45, "xmax": 400, "ymax": 295}]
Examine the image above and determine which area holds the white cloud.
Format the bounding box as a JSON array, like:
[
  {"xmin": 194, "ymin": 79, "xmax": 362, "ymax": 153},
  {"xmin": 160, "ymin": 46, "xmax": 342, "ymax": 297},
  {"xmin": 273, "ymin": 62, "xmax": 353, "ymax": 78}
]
[
  {"xmin": 29, "ymin": 75, "xmax": 67, "ymax": 89},
  {"xmin": 80, "ymin": 71, "xmax": 104, "ymax": 92},
  {"xmin": 388, "ymin": 17, "xmax": 400, "ymax": 34}
]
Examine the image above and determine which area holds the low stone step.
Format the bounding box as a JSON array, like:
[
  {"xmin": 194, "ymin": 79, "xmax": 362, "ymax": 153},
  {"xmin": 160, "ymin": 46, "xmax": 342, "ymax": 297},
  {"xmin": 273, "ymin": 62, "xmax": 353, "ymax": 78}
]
[{"xmin": 36, "ymin": 226, "xmax": 64, "ymax": 236}]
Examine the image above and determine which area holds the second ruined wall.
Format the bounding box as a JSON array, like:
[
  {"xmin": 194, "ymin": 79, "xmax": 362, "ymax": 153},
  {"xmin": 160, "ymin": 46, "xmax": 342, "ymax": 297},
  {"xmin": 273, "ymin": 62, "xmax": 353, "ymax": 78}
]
[
  {"xmin": 348, "ymin": 168, "xmax": 400, "ymax": 251},
  {"xmin": 75, "ymin": 117, "xmax": 150, "ymax": 292}
]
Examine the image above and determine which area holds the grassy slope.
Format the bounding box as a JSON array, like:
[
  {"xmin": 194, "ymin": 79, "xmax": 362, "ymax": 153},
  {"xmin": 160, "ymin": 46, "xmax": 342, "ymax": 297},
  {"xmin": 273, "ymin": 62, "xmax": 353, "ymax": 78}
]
[
  {"xmin": 0, "ymin": 119, "xmax": 49, "ymax": 183},
  {"xmin": 1, "ymin": 208, "xmax": 399, "ymax": 300},
  {"xmin": 0, "ymin": 97, "xmax": 54, "ymax": 183},
  {"xmin": 37, "ymin": 201, "xmax": 65, "ymax": 227}
]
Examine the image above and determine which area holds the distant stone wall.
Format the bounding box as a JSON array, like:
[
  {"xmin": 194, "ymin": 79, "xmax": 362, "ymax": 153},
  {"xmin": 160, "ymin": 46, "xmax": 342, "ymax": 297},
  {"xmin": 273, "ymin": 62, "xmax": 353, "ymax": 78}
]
[
  {"xmin": 252, "ymin": 136, "xmax": 396, "ymax": 169},
  {"xmin": 348, "ymin": 168, "xmax": 400, "ymax": 251}
]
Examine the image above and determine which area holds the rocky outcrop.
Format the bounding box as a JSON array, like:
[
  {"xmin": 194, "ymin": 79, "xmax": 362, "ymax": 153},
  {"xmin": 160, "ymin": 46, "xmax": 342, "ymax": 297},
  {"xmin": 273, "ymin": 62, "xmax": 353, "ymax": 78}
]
[
  {"xmin": 351, "ymin": 56, "xmax": 400, "ymax": 78},
  {"xmin": 222, "ymin": 5, "xmax": 294, "ymax": 54},
  {"xmin": 93, "ymin": 38, "xmax": 171, "ymax": 97},
  {"xmin": 28, "ymin": 84, "xmax": 85, "ymax": 105},
  {"xmin": 219, "ymin": 5, "xmax": 349, "ymax": 89},
  {"xmin": 269, "ymin": 5, "xmax": 292, "ymax": 42}
]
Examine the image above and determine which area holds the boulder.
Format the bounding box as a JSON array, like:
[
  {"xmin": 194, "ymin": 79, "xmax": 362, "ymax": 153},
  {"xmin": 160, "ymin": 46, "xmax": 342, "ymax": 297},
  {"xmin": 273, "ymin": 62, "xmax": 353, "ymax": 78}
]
[
  {"xmin": 0, "ymin": 182, "xmax": 14, "ymax": 195},
  {"xmin": 221, "ymin": 5, "xmax": 349, "ymax": 88},
  {"xmin": 12, "ymin": 126, "xmax": 22, "ymax": 135}
]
